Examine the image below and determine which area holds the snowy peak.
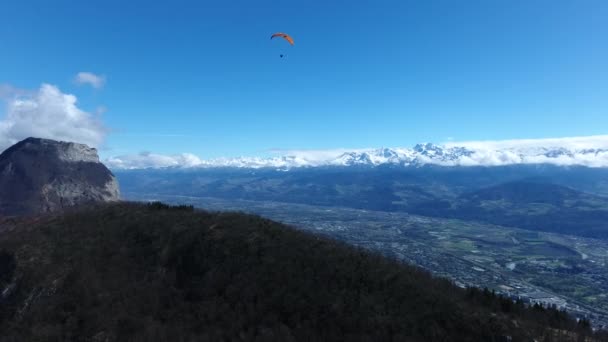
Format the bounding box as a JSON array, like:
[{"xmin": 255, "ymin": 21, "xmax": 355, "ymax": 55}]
[
  {"xmin": 105, "ymin": 136, "xmax": 608, "ymax": 170},
  {"xmin": 411, "ymin": 143, "xmax": 475, "ymax": 164}
]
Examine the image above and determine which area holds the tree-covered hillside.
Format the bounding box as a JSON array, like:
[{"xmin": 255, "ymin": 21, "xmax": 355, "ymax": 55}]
[{"xmin": 0, "ymin": 203, "xmax": 602, "ymax": 341}]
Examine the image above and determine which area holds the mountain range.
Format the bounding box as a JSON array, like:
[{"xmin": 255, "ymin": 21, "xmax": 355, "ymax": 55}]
[{"xmin": 106, "ymin": 137, "xmax": 608, "ymax": 169}]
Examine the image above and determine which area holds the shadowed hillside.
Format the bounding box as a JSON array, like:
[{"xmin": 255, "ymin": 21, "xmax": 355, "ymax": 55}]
[
  {"xmin": 0, "ymin": 203, "xmax": 602, "ymax": 341},
  {"xmin": 411, "ymin": 181, "xmax": 608, "ymax": 239}
]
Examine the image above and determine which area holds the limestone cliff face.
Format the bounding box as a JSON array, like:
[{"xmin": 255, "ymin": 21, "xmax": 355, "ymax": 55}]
[{"xmin": 0, "ymin": 137, "xmax": 119, "ymax": 215}]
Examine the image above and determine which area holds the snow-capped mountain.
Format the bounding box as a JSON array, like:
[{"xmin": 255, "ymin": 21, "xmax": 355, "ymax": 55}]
[{"xmin": 106, "ymin": 136, "xmax": 608, "ymax": 170}]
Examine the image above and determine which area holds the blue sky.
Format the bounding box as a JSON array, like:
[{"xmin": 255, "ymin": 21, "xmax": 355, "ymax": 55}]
[{"xmin": 1, "ymin": 0, "xmax": 607, "ymax": 159}]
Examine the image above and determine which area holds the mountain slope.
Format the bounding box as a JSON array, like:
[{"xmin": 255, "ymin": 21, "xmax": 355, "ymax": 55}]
[
  {"xmin": 0, "ymin": 203, "xmax": 596, "ymax": 341},
  {"xmin": 464, "ymin": 182, "xmax": 583, "ymax": 205},
  {"xmin": 411, "ymin": 181, "xmax": 608, "ymax": 238}
]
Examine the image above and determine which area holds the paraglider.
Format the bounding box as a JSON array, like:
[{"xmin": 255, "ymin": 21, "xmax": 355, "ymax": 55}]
[
  {"xmin": 271, "ymin": 32, "xmax": 294, "ymax": 58},
  {"xmin": 270, "ymin": 32, "xmax": 294, "ymax": 45}
]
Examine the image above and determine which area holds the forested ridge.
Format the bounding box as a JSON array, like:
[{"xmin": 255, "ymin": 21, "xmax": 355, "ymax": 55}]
[{"xmin": 0, "ymin": 202, "xmax": 603, "ymax": 341}]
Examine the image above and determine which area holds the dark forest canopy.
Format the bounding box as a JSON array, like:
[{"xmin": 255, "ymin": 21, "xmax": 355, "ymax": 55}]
[{"xmin": 0, "ymin": 203, "xmax": 604, "ymax": 341}]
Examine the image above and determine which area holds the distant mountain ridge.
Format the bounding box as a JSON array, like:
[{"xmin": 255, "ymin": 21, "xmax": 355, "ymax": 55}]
[
  {"xmin": 107, "ymin": 139, "xmax": 608, "ymax": 169},
  {"xmin": 116, "ymin": 164, "xmax": 608, "ymax": 239},
  {"xmin": 408, "ymin": 181, "xmax": 608, "ymax": 238}
]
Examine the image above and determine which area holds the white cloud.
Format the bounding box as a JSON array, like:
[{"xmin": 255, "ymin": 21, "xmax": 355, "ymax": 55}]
[
  {"xmin": 105, "ymin": 152, "xmax": 205, "ymax": 169},
  {"xmin": 444, "ymin": 135, "xmax": 608, "ymax": 150},
  {"xmin": 74, "ymin": 72, "xmax": 106, "ymax": 89},
  {"xmin": 0, "ymin": 83, "xmax": 106, "ymax": 152}
]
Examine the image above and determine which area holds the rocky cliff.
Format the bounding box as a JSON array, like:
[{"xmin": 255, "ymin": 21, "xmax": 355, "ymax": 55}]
[{"xmin": 0, "ymin": 137, "xmax": 119, "ymax": 215}]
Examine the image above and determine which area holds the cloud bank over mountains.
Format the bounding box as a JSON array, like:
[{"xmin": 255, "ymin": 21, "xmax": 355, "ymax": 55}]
[{"xmin": 106, "ymin": 135, "xmax": 608, "ymax": 170}]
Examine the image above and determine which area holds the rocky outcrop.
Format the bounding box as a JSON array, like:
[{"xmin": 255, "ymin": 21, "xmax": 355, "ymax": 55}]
[{"xmin": 0, "ymin": 137, "xmax": 119, "ymax": 215}]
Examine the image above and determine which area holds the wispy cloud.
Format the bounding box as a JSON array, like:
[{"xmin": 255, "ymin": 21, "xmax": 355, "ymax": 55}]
[
  {"xmin": 113, "ymin": 133, "xmax": 192, "ymax": 138},
  {"xmin": 74, "ymin": 72, "xmax": 106, "ymax": 89},
  {"xmin": 0, "ymin": 83, "xmax": 107, "ymax": 152},
  {"xmin": 0, "ymin": 84, "xmax": 31, "ymax": 99}
]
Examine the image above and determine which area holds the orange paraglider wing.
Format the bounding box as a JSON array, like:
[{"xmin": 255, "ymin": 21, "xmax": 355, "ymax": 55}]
[{"xmin": 271, "ymin": 32, "xmax": 294, "ymax": 45}]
